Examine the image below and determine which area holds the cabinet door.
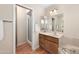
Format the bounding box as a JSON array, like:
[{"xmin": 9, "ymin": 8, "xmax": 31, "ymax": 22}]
[
  {"xmin": 45, "ymin": 39, "xmax": 58, "ymax": 54},
  {"xmin": 39, "ymin": 36, "xmax": 46, "ymax": 48}
]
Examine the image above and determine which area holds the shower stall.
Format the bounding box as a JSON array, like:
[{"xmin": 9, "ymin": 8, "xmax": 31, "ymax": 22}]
[{"xmin": 16, "ymin": 4, "xmax": 32, "ymax": 47}]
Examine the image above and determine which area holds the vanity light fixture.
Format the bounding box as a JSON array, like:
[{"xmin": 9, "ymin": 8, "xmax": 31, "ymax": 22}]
[{"xmin": 50, "ymin": 8, "xmax": 58, "ymax": 16}]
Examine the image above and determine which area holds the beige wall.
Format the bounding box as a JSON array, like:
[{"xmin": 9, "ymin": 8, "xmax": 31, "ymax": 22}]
[
  {"xmin": 33, "ymin": 7, "xmax": 45, "ymax": 50},
  {"xmin": 62, "ymin": 4, "xmax": 79, "ymax": 39},
  {"xmin": 0, "ymin": 4, "xmax": 14, "ymax": 53},
  {"xmin": 62, "ymin": 4, "xmax": 79, "ymax": 47},
  {"xmin": 45, "ymin": 4, "xmax": 79, "ymax": 47}
]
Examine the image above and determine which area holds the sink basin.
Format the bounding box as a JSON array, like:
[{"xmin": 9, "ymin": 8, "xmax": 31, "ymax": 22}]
[{"xmin": 55, "ymin": 32, "xmax": 62, "ymax": 36}]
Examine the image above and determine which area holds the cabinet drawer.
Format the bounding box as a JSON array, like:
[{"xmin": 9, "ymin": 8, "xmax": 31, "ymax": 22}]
[
  {"xmin": 45, "ymin": 39, "xmax": 58, "ymax": 53},
  {"xmin": 39, "ymin": 34, "xmax": 59, "ymax": 54},
  {"xmin": 44, "ymin": 35, "xmax": 58, "ymax": 44},
  {"xmin": 39, "ymin": 37, "xmax": 45, "ymax": 43}
]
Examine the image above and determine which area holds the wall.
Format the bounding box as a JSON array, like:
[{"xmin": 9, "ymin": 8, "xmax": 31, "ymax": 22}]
[
  {"xmin": 33, "ymin": 7, "xmax": 45, "ymax": 50},
  {"xmin": 0, "ymin": 4, "xmax": 14, "ymax": 53},
  {"xmin": 45, "ymin": 4, "xmax": 79, "ymax": 47},
  {"xmin": 61, "ymin": 4, "xmax": 79, "ymax": 47},
  {"xmin": 62, "ymin": 4, "xmax": 79, "ymax": 39}
]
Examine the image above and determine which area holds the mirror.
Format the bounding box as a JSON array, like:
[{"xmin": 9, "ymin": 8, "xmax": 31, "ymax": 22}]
[
  {"xmin": 40, "ymin": 13, "xmax": 64, "ymax": 32},
  {"xmin": 40, "ymin": 16, "xmax": 48, "ymax": 32},
  {"xmin": 40, "ymin": 8, "xmax": 64, "ymax": 32},
  {"xmin": 55, "ymin": 13, "xmax": 64, "ymax": 32},
  {"xmin": 50, "ymin": 8, "xmax": 64, "ymax": 33}
]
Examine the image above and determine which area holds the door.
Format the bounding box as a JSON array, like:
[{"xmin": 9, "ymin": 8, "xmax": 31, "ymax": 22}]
[{"xmin": 27, "ymin": 11, "xmax": 32, "ymax": 42}]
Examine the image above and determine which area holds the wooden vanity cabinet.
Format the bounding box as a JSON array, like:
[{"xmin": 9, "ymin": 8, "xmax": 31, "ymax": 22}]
[{"xmin": 39, "ymin": 34, "xmax": 59, "ymax": 54}]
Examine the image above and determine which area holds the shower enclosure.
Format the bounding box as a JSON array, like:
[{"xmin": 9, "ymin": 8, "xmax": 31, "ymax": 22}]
[
  {"xmin": 16, "ymin": 4, "xmax": 32, "ymax": 47},
  {"xmin": 27, "ymin": 11, "xmax": 32, "ymax": 42}
]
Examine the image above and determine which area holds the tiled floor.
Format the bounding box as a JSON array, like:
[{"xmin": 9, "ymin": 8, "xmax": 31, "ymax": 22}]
[{"xmin": 16, "ymin": 42, "xmax": 48, "ymax": 54}]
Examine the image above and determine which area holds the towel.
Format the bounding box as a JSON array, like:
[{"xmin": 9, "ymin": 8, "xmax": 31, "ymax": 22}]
[{"xmin": 0, "ymin": 20, "xmax": 4, "ymax": 40}]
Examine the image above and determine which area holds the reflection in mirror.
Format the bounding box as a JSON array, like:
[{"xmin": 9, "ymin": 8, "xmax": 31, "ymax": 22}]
[
  {"xmin": 52, "ymin": 18, "xmax": 55, "ymax": 31},
  {"xmin": 40, "ymin": 18, "xmax": 45, "ymax": 30},
  {"xmin": 40, "ymin": 16, "xmax": 48, "ymax": 32},
  {"xmin": 40, "ymin": 14, "xmax": 64, "ymax": 33},
  {"xmin": 55, "ymin": 14, "xmax": 64, "ymax": 32}
]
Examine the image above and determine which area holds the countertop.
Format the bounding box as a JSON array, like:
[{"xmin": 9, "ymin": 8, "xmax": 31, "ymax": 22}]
[{"xmin": 39, "ymin": 31, "xmax": 64, "ymax": 39}]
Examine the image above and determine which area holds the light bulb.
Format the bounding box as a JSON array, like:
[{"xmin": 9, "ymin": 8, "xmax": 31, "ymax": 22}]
[
  {"xmin": 41, "ymin": 19, "xmax": 44, "ymax": 24},
  {"xmin": 50, "ymin": 9, "xmax": 57, "ymax": 16},
  {"xmin": 53, "ymin": 9, "xmax": 57, "ymax": 13},
  {"xmin": 50, "ymin": 11, "xmax": 53, "ymax": 16}
]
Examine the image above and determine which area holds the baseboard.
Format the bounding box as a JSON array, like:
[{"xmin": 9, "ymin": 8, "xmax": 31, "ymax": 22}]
[
  {"xmin": 27, "ymin": 40, "xmax": 32, "ymax": 46},
  {"xmin": 32, "ymin": 44, "xmax": 39, "ymax": 51},
  {"xmin": 17, "ymin": 41, "xmax": 27, "ymax": 47}
]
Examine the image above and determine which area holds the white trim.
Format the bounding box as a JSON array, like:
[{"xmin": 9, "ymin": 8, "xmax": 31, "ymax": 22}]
[
  {"xmin": 31, "ymin": 8, "xmax": 35, "ymax": 51},
  {"xmin": 27, "ymin": 39, "xmax": 32, "ymax": 46},
  {"xmin": 13, "ymin": 4, "xmax": 16, "ymax": 54},
  {"xmin": 17, "ymin": 41, "xmax": 27, "ymax": 47}
]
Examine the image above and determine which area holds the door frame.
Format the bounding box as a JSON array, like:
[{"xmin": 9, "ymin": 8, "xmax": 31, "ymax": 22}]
[{"xmin": 15, "ymin": 4, "xmax": 32, "ymax": 47}]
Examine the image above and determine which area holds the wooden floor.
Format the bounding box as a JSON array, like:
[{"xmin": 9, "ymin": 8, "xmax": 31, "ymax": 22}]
[{"xmin": 16, "ymin": 42, "xmax": 48, "ymax": 54}]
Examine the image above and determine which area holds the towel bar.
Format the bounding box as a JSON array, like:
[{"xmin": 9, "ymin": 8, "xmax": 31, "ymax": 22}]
[{"xmin": 3, "ymin": 20, "xmax": 13, "ymax": 23}]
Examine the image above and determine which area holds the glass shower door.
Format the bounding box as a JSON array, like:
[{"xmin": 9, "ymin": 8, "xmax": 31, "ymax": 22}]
[{"xmin": 27, "ymin": 11, "xmax": 32, "ymax": 42}]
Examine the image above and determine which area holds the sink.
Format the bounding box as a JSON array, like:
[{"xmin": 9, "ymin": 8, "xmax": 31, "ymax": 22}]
[{"xmin": 55, "ymin": 32, "xmax": 62, "ymax": 36}]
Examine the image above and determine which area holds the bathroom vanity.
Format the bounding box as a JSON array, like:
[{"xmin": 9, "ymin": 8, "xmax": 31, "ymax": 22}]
[
  {"xmin": 39, "ymin": 10, "xmax": 64, "ymax": 54},
  {"xmin": 39, "ymin": 31, "xmax": 63, "ymax": 54}
]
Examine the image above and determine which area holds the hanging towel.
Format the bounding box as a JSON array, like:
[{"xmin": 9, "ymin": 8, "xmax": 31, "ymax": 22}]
[{"xmin": 0, "ymin": 19, "xmax": 4, "ymax": 40}]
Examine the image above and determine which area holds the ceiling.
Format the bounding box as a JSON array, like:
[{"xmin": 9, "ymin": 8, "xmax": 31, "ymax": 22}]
[{"xmin": 23, "ymin": 4, "xmax": 52, "ymax": 8}]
